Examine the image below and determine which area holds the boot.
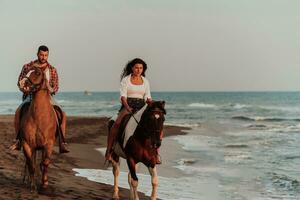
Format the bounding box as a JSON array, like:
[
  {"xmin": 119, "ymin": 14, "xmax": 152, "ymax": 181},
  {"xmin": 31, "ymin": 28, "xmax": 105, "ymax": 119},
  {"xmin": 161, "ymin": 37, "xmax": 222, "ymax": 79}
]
[
  {"xmin": 59, "ymin": 142, "xmax": 69, "ymax": 153},
  {"xmin": 156, "ymin": 154, "xmax": 162, "ymax": 165},
  {"xmin": 9, "ymin": 139, "xmax": 21, "ymax": 151},
  {"xmin": 58, "ymin": 126, "xmax": 69, "ymax": 153},
  {"xmin": 11, "ymin": 106, "xmax": 22, "ymax": 151}
]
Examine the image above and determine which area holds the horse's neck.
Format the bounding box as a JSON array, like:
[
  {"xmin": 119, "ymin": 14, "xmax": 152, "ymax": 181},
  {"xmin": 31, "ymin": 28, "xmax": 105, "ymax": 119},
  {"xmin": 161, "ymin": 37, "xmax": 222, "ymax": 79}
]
[
  {"xmin": 134, "ymin": 121, "xmax": 147, "ymax": 141},
  {"xmin": 31, "ymin": 90, "xmax": 52, "ymax": 112}
]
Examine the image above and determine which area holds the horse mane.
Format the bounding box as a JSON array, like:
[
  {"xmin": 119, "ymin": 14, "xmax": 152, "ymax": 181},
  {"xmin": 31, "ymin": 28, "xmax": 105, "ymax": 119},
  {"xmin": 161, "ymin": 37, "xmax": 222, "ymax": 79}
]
[
  {"xmin": 134, "ymin": 101, "xmax": 166, "ymax": 139},
  {"xmin": 144, "ymin": 101, "xmax": 166, "ymax": 115}
]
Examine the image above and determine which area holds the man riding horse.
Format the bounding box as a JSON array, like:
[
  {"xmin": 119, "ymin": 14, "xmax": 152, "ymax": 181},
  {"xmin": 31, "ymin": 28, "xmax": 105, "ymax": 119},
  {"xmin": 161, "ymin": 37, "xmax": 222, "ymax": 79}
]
[{"xmin": 10, "ymin": 45, "xmax": 69, "ymax": 153}]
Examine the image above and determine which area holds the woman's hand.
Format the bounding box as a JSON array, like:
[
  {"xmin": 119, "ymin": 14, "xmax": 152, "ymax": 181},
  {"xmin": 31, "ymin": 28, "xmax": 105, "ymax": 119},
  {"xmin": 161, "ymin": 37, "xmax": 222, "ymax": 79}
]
[
  {"xmin": 125, "ymin": 106, "xmax": 133, "ymax": 113},
  {"xmin": 146, "ymin": 98, "xmax": 153, "ymax": 105}
]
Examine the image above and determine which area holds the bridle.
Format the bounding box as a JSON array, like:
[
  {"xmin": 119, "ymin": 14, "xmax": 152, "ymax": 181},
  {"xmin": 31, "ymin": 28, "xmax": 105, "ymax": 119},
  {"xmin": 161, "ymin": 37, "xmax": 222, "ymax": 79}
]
[
  {"xmin": 25, "ymin": 68, "xmax": 46, "ymax": 92},
  {"xmin": 26, "ymin": 76, "xmax": 41, "ymax": 91}
]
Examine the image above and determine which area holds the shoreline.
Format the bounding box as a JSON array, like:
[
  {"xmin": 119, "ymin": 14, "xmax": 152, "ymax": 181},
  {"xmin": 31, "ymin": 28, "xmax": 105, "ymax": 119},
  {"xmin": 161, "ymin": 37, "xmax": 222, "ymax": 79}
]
[{"xmin": 0, "ymin": 115, "xmax": 190, "ymax": 199}]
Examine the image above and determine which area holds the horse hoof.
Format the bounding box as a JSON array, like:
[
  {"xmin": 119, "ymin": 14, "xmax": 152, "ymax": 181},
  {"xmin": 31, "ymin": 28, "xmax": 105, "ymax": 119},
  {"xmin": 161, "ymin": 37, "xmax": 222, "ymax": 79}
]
[
  {"xmin": 30, "ymin": 186, "xmax": 36, "ymax": 193},
  {"xmin": 42, "ymin": 182, "xmax": 49, "ymax": 189}
]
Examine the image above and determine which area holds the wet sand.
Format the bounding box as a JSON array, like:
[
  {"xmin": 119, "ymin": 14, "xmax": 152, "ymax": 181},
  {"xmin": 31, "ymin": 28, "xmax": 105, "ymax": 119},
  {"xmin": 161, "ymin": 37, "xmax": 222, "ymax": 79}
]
[{"xmin": 0, "ymin": 115, "xmax": 189, "ymax": 199}]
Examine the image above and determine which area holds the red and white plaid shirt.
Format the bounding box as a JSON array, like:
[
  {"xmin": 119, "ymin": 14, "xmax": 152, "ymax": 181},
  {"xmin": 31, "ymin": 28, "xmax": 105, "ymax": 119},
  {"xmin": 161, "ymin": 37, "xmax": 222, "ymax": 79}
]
[{"xmin": 18, "ymin": 60, "xmax": 59, "ymax": 95}]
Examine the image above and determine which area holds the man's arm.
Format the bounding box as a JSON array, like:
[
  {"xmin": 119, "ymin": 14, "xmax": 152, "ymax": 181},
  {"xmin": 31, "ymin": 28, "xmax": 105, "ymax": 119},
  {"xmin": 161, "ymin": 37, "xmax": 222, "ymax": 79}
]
[
  {"xmin": 49, "ymin": 67, "xmax": 59, "ymax": 95},
  {"xmin": 17, "ymin": 64, "xmax": 31, "ymax": 93}
]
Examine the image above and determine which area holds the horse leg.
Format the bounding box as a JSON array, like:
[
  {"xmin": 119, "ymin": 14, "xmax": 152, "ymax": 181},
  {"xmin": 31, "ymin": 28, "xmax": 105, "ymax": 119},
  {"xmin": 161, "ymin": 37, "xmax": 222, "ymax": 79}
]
[
  {"xmin": 128, "ymin": 172, "xmax": 134, "ymax": 200},
  {"xmin": 127, "ymin": 158, "xmax": 139, "ymax": 200},
  {"xmin": 148, "ymin": 167, "xmax": 158, "ymax": 200},
  {"xmin": 14, "ymin": 107, "xmax": 21, "ymax": 138},
  {"xmin": 22, "ymin": 160, "xmax": 30, "ymax": 184},
  {"xmin": 41, "ymin": 143, "xmax": 53, "ymax": 189},
  {"xmin": 111, "ymin": 159, "xmax": 120, "ymax": 199},
  {"xmin": 23, "ymin": 142, "xmax": 36, "ymax": 191}
]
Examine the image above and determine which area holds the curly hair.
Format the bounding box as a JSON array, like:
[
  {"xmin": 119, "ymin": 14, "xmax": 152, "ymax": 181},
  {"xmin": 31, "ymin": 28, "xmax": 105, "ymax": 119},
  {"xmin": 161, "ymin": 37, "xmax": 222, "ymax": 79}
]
[{"xmin": 120, "ymin": 58, "xmax": 147, "ymax": 81}]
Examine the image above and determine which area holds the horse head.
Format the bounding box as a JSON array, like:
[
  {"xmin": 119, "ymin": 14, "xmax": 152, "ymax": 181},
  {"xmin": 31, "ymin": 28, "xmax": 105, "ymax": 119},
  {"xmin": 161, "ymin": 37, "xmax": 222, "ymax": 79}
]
[
  {"xmin": 25, "ymin": 66, "xmax": 48, "ymax": 93},
  {"xmin": 140, "ymin": 100, "xmax": 166, "ymax": 149}
]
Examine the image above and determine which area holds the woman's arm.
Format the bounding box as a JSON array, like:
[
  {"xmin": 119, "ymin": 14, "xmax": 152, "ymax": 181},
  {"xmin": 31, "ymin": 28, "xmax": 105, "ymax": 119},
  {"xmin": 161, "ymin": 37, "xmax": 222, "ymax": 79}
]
[
  {"xmin": 145, "ymin": 78, "xmax": 152, "ymax": 104},
  {"xmin": 120, "ymin": 76, "xmax": 133, "ymax": 112},
  {"xmin": 121, "ymin": 96, "xmax": 133, "ymax": 113}
]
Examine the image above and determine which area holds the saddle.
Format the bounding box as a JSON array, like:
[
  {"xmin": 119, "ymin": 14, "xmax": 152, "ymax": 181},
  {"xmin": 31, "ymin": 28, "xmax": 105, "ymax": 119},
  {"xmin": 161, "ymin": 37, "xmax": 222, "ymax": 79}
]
[
  {"xmin": 18, "ymin": 103, "xmax": 63, "ymax": 139},
  {"xmin": 110, "ymin": 114, "xmax": 131, "ymax": 158},
  {"xmin": 112, "ymin": 105, "xmax": 148, "ymax": 158}
]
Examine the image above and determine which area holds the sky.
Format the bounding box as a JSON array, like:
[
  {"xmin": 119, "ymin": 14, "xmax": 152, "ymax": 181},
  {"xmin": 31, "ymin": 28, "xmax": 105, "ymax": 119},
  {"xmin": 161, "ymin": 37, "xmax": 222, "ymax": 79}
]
[{"xmin": 1, "ymin": 0, "xmax": 300, "ymax": 92}]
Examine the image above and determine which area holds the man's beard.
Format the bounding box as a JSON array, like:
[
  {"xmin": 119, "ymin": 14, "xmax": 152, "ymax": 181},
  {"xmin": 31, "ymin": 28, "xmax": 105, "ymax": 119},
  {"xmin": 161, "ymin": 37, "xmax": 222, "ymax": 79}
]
[{"xmin": 39, "ymin": 59, "xmax": 47, "ymax": 64}]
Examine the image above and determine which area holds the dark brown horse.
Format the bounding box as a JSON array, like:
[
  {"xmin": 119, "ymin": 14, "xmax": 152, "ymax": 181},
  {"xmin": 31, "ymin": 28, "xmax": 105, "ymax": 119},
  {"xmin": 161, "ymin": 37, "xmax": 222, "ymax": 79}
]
[
  {"xmin": 109, "ymin": 101, "xmax": 166, "ymax": 200},
  {"xmin": 19, "ymin": 66, "xmax": 58, "ymax": 191}
]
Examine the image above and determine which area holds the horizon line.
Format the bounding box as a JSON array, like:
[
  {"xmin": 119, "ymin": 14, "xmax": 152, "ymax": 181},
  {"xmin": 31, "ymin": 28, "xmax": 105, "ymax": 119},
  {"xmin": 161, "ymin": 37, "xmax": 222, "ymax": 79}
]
[{"xmin": 1, "ymin": 90, "xmax": 300, "ymax": 93}]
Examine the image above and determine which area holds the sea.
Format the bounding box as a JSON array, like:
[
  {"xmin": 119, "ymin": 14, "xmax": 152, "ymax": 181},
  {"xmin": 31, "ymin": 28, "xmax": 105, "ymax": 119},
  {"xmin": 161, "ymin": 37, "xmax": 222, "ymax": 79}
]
[{"xmin": 1, "ymin": 92, "xmax": 300, "ymax": 200}]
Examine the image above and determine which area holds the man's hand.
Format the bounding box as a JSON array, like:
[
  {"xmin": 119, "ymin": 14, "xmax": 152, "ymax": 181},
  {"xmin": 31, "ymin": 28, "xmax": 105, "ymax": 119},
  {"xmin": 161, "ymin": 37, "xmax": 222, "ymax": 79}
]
[
  {"xmin": 23, "ymin": 86, "xmax": 30, "ymax": 93},
  {"xmin": 19, "ymin": 78, "xmax": 27, "ymax": 88},
  {"xmin": 45, "ymin": 81, "xmax": 54, "ymax": 93}
]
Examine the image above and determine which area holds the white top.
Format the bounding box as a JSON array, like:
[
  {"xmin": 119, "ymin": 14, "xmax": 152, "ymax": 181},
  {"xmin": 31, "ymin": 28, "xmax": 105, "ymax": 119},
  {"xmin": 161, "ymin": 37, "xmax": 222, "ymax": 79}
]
[{"xmin": 120, "ymin": 74, "xmax": 151, "ymax": 100}]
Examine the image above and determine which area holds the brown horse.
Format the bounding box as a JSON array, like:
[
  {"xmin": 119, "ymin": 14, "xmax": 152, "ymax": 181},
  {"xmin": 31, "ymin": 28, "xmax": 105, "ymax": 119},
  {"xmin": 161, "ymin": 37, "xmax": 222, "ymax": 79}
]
[
  {"xmin": 109, "ymin": 101, "xmax": 166, "ymax": 200},
  {"xmin": 19, "ymin": 66, "xmax": 58, "ymax": 191}
]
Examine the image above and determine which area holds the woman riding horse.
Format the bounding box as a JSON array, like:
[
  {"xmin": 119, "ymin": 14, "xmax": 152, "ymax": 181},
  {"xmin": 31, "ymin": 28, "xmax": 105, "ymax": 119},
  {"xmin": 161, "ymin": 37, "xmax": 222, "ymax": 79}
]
[{"xmin": 105, "ymin": 58, "xmax": 162, "ymax": 164}]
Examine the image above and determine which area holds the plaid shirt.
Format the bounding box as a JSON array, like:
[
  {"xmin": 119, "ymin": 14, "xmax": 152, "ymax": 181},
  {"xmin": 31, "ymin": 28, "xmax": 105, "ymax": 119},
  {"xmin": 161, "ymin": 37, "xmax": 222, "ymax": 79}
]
[{"xmin": 18, "ymin": 60, "xmax": 59, "ymax": 95}]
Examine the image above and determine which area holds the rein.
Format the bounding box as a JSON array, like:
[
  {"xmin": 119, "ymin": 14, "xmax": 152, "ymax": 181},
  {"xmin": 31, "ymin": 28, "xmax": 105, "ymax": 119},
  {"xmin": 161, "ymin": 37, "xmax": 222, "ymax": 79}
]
[{"xmin": 131, "ymin": 113, "xmax": 139, "ymax": 124}]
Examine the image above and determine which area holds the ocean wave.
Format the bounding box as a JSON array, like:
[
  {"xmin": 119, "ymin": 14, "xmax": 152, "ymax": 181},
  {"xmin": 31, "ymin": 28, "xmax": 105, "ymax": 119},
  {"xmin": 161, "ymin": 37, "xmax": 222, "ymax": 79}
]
[
  {"xmin": 224, "ymin": 153, "xmax": 252, "ymax": 164},
  {"xmin": 247, "ymin": 124, "xmax": 268, "ymax": 129},
  {"xmin": 232, "ymin": 116, "xmax": 300, "ymax": 122},
  {"xmin": 230, "ymin": 103, "xmax": 251, "ymax": 109},
  {"xmin": 284, "ymin": 155, "xmax": 300, "ymax": 160},
  {"xmin": 224, "ymin": 144, "xmax": 249, "ymax": 148},
  {"xmin": 245, "ymin": 123, "xmax": 300, "ymax": 133},
  {"xmin": 56, "ymin": 99, "xmax": 74, "ymax": 104},
  {"xmin": 188, "ymin": 103, "xmax": 217, "ymax": 108},
  {"xmin": 74, "ymin": 168, "xmax": 204, "ymax": 200},
  {"xmin": 266, "ymin": 125, "xmax": 300, "ymax": 133},
  {"xmin": 172, "ymin": 134, "xmax": 220, "ymax": 153},
  {"xmin": 164, "ymin": 122, "xmax": 200, "ymax": 128},
  {"xmin": 267, "ymin": 172, "xmax": 300, "ymax": 192},
  {"xmin": 175, "ymin": 158, "xmax": 197, "ymax": 165},
  {"xmin": 258, "ymin": 105, "xmax": 300, "ymax": 113}
]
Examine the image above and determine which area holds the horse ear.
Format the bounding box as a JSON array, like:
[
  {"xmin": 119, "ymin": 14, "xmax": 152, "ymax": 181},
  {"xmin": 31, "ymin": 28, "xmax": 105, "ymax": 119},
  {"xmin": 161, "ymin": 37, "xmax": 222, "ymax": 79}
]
[
  {"xmin": 159, "ymin": 101, "xmax": 166, "ymax": 114},
  {"xmin": 160, "ymin": 101, "xmax": 165, "ymax": 108}
]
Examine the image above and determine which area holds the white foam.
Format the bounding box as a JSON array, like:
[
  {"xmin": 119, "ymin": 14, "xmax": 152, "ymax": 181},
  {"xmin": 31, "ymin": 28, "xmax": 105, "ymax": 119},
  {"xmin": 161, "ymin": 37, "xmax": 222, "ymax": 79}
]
[
  {"xmin": 258, "ymin": 105, "xmax": 300, "ymax": 113},
  {"xmin": 173, "ymin": 135, "xmax": 215, "ymax": 152},
  {"xmin": 188, "ymin": 103, "xmax": 217, "ymax": 108},
  {"xmin": 232, "ymin": 103, "xmax": 251, "ymax": 109},
  {"xmin": 73, "ymin": 168, "xmax": 219, "ymax": 200},
  {"xmin": 175, "ymin": 158, "xmax": 197, "ymax": 165},
  {"xmin": 164, "ymin": 122, "xmax": 200, "ymax": 128}
]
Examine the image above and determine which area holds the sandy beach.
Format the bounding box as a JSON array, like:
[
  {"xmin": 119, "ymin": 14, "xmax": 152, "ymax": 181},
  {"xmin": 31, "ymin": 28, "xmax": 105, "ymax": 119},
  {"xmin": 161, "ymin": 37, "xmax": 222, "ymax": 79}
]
[{"xmin": 0, "ymin": 115, "xmax": 189, "ymax": 200}]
